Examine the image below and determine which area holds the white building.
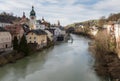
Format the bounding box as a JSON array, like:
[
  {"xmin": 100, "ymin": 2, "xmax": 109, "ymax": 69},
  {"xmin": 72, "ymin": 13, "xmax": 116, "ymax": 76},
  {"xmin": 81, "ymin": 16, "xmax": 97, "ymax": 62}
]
[
  {"xmin": 0, "ymin": 22, "xmax": 11, "ymax": 28},
  {"xmin": 36, "ymin": 20, "xmax": 46, "ymax": 30},
  {"xmin": 54, "ymin": 27, "xmax": 62, "ymax": 36},
  {"xmin": 0, "ymin": 27, "xmax": 12, "ymax": 52},
  {"xmin": 90, "ymin": 26, "xmax": 98, "ymax": 36}
]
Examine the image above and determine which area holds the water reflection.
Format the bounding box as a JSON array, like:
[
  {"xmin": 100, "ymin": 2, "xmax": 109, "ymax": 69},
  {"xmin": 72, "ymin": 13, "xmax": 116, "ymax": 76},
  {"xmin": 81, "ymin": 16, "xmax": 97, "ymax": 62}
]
[{"xmin": 0, "ymin": 34, "xmax": 104, "ymax": 81}]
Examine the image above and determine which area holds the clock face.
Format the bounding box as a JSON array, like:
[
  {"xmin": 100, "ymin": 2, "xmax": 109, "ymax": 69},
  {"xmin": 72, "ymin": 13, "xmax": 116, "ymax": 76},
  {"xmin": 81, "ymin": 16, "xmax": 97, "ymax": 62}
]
[{"xmin": 31, "ymin": 16, "xmax": 34, "ymax": 19}]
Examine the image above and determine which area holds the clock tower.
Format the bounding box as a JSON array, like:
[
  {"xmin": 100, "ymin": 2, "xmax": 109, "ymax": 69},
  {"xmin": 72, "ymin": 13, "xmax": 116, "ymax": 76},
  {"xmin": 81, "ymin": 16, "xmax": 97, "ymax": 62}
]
[{"xmin": 30, "ymin": 6, "xmax": 36, "ymax": 30}]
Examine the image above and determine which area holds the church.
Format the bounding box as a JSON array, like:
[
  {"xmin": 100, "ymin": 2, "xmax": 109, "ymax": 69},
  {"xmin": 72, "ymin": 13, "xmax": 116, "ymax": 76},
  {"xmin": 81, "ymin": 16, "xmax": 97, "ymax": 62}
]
[
  {"xmin": 29, "ymin": 6, "xmax": 50, "ymax": 30},
  {"xmin": 26, "ymin": 6, "xmax": 48, "ymax": 50},
  {"xmin": 29, "ymin": 6, "xmax": 37, "ymax": 30}
]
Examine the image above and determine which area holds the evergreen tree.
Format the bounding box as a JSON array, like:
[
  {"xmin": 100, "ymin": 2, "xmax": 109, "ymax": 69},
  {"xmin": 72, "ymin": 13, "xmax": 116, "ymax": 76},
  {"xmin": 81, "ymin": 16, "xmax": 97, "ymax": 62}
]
[
  {"xmin": 13, "ymin": 36, "xmax": 19, "ymax": 51},
  {"xmin": 19, "ymin": 35, "xmax": 29, "ymax": 55}
]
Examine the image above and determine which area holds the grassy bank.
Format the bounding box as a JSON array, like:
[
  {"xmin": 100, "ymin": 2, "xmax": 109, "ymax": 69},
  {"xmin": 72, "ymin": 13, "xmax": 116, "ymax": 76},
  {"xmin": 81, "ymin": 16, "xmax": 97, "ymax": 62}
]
[{"xmin": 90, "ymin": 30, "xmax": 120, "ymax": 81}]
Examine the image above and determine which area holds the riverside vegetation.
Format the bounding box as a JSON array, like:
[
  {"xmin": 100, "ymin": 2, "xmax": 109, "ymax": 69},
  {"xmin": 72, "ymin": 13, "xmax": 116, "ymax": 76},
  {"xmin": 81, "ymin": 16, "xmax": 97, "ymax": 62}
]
[
  {"xmin": 0, "ymin": 35, "xmax": 54, "ymax": 66},
  {"xmin": 0, "ymin": 35, "xmax": 28, "ymax": 66},
  {"xmin": 93, "ymin": 30, "xmax": 120, "ymax": 81}
]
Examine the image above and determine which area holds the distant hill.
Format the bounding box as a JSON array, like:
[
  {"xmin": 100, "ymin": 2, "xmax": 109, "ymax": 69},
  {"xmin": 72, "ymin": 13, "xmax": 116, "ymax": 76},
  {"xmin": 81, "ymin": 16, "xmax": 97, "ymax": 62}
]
[
  {"xmin": 0, "ymin": 12, "xmax": 21, "ymax": 23},
  {"xmin": 66, "ymin": 19, "xmax": 98, "ymax": 28},
  {"xmin": 66, "ymin": 12, "xmax": 120, "ymax": 29}
]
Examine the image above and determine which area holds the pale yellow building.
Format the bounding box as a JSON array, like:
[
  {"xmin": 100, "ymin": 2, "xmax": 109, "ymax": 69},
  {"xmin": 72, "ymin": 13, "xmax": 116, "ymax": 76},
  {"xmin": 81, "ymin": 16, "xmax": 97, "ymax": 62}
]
[{"xmin": 26, "ymin": 29, "xmax": 47, "ymax": 49}]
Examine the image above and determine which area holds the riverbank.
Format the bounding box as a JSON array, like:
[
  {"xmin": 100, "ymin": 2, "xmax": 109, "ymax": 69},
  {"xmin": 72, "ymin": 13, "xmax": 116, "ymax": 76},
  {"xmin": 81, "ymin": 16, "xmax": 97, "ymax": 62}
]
[
  {"xmin": 74, "ymin": 30, "xmax": 120, "ymax": 81},
  {"xmin": 89, "ymin": 31, "xmax": 120, "ymax": 81},
  {"xmin": 89, "ymin": 41, "xmax": 120, "ymax": 81},
  {"xmin": 96, "ymin": 52, "xmax": 120, "ymax": 81},
  {"xmin": 0, "ymin": 51, "xmax": 25, "ymax": 66},
  {"xmin": 0, "ymin": 42, "xmax": 54, "ymax": 66}
]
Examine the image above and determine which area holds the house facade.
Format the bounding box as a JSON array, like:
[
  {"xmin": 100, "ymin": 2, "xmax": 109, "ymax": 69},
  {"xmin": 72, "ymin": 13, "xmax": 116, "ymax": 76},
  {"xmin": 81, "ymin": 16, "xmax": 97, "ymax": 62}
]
[
  {"xmin": 0, "ymin": 27, "xmax": 12, "ymax": 52},
  {"xmin": 45, "ymin": 30, "xmax": 54, "ymax": 41},
  {"xmin": 90, "ymin": 26, "xmax": 98, "ymax": 36},
  {"xmin": 26, "ymin": 29, "xmax": 47, "ymax": 49},
  {"xmin": 5, "ymin": 24, "xmax": 24, "ymax": 40}
]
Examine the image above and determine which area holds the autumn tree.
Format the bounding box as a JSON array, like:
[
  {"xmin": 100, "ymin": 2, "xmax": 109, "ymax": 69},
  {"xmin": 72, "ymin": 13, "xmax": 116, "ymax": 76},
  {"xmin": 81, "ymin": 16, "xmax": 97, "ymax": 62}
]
[{"xmin": 98, "ymin": 16, "xmax": 106, "ymax": 28}]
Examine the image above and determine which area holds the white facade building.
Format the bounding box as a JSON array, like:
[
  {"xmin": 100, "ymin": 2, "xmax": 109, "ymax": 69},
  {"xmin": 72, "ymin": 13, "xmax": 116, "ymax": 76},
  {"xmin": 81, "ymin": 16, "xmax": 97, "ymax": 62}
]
[
  {"xmin": 36, "ymin": 21, "xmax": 46, "ymax": 30},
  {"xmin": 0, "ymin": 28, "xmax": 12, "ymax": 52},
  {"xmin": 0, "ymin": 22, "xmax": 11, "ymax": 27}
]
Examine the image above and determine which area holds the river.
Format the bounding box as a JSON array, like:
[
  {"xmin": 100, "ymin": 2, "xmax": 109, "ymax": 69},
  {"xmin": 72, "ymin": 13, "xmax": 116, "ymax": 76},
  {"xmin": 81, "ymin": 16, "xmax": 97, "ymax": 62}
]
[{"xmin": 0, "ymin": 34, "xmax": 105, "ymax": 81}]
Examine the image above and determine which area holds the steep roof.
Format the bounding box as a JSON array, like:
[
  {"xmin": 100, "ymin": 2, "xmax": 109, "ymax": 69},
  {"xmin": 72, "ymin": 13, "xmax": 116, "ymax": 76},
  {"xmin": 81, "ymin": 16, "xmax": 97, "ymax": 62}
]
[
  {"xmin": 45, "ymin": 28, "xmax": 55, "ymax": 35},
  {"xmin": 27, "ymin": 29, "xmax": 47, "ymax": 35}
]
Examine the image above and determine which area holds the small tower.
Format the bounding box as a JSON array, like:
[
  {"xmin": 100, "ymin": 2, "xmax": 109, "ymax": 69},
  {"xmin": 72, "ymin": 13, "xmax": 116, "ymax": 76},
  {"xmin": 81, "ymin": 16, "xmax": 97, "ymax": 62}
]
[
  {"xmin": 20, "ymin": 12, "xmax": 27, "ymax": 24},
  {"xmin": 22, "ymin": 12, "xmax": 26, "ymax": 19},
  {"xmin": 58, "ymin": 20, "xmax": 60, "ymax": 27},
  {"xmin": 29, "ymin": 6, "xmax": 36, "ymax": 30},
  {"xmin": 41, "ymin": 17, "xmax": 45, "ymax": 23}
]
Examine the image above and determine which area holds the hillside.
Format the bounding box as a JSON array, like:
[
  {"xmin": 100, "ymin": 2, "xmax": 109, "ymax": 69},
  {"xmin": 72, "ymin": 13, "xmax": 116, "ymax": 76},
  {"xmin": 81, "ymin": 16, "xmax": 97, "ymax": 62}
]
[
  {"xmin": 66, "ymin": 12, "xmax": 120, "ymax": 28},
  {"xmin": 66, "ymin": 19, "xmax": 98, "ymax": 28},
  {"xmin": 0, "ymin": 12, "xmax": 21, "ymax": 23}
]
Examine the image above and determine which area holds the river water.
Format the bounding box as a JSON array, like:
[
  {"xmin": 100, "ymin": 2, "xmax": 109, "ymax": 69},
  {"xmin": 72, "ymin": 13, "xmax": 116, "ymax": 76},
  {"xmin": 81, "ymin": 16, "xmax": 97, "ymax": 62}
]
[{"xmin": 0, "ymin": 34, "xmax": 105, "ymax": 81}]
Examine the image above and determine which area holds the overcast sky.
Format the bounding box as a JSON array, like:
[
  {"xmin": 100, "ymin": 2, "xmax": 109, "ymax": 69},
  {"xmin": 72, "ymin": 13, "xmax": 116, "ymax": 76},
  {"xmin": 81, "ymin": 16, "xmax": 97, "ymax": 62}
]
[{"xmin": 0, "ymin": 0, "xmax": 120, "ymax": 26}]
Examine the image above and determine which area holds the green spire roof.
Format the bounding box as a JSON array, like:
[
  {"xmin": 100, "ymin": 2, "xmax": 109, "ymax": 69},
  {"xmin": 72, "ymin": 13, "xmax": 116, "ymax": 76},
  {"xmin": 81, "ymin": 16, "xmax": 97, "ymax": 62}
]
[{"xmin": 30, "ymin": 6, "xmax": 36, "ymax": 16}]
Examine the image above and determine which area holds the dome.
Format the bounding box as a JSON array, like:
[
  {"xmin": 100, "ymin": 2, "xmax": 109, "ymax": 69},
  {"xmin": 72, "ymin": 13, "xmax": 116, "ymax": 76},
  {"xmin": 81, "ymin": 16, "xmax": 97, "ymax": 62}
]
[{"xmin": 30, "ymin": 6, "xmax": 36, "ymax": 16}]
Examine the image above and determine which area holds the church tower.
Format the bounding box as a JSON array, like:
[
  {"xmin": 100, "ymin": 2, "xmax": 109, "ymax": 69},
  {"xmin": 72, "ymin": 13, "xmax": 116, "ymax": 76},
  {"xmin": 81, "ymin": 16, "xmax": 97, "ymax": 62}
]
[{"xmin": 29, "ymin": 6, "xmax": 36, "ymax": 30}]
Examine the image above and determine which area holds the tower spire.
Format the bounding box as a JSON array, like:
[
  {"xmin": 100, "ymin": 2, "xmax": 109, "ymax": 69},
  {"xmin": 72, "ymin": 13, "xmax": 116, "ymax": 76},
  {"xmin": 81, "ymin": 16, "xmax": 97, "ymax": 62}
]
[
  {"xmin": 30, "ymin": 5, "xmax": 36, "ymax": 16},
  {"xmin": 22, "ymin": 12, "xmax": 26, "ymax": 18},
  {"xmin": 42, "ymin": 17, "xmax": 44, "ymax": 21},
  {"xmin": 32, "ymin": 5, "xmax": 34, "ymax": 10},
  {"xmin": 58, "ymin": 20, "xmax": 60, "ymax": 26}
]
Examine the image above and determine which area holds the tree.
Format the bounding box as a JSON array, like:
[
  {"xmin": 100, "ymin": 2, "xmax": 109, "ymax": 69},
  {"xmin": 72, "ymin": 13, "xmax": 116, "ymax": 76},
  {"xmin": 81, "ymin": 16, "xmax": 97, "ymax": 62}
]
[
  {"xmin": 19, "ymin": 35, "xmax": 29, "ymax": 55},
  {"xmin": 98, "ymin": 16, "xmax": 106, "ymax": 28},
  {"xmin": 13, "ymin": 36, "xmax": 19, "ymax": 51},
  {"xmin": 107, "ymin": 13, "xmax": 120, "ymax": 21}
]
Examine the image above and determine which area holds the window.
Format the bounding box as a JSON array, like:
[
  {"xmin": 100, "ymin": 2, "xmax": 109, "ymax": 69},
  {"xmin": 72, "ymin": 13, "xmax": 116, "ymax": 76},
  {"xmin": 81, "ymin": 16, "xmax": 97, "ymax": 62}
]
[
  {"xmin": 6, "ymin": 44, "xmax": 8, "ymax": 48},
  {"xmin": 34, "ymin": 41, "xmax": 36, "ymax": 43},
  {"xmin": 29, "ymin": 37, "xmax": 31, "ymax": 39},
  {"xmin": 34, "ymin": 37, "xmax": 36, "ymax": 39}
]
